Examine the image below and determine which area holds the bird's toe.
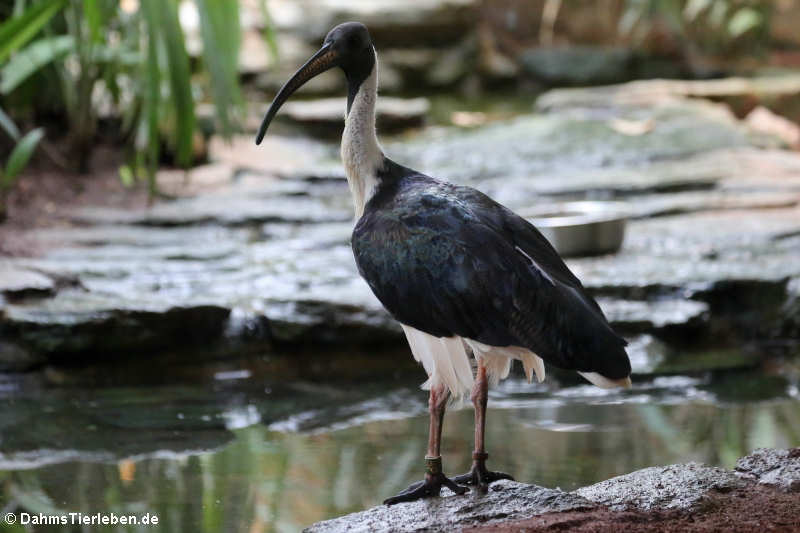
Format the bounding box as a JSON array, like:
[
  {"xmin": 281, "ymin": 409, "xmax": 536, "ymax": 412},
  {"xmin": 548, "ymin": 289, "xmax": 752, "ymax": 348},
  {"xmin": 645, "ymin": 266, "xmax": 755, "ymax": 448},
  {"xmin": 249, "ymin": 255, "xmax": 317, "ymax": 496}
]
[
  {"xmin": 454, "ymin": 464, "xmax": 515, "ymax": 488},
  {"xmin": 384, "ymin": 473, "xmax": 468, "ymax": 506}
]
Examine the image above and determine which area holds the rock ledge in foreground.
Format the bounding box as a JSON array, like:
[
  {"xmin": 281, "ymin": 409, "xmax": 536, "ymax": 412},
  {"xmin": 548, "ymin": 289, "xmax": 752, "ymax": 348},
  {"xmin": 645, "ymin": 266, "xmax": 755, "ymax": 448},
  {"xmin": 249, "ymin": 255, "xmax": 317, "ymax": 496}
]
[
  {"xmin": 304, "ymin": 482, "xmax": 593, "ymax": 533},
  {"xmin": 305, "ymin": 448, "xmax": 800, "ymax": 532}
]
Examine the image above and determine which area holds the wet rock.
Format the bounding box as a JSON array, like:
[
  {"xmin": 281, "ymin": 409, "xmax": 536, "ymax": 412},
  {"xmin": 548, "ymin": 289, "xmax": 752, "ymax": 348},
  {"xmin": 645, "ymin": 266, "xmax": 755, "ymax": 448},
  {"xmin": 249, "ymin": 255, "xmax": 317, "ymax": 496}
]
[
  {"xmin": 156, "ymin": 162, "xmax": 236, "ymax": 197},
  {"xmin": 537, "ymin": 76, "xmax": 800, "ymax": 125},
  {"xmin": 390, "ymin": 97, "xmax": 752, "ymax": 191},
  {"xmin": 304, "ymin": 480, "xmax": 594, "ymax": 533},
  {"xmin": 568, "ymin": 207, "xmax": 800, "ymax": 300},
  {"xmin": 250, "ymin": 30, "xmax": 420, "ymax": 95},
  {"xmin": 651, "ymin": 348, "xmax": 761, "ymax": 375},
  {"xmin": 266, "ymin": 298, "xmax": 401, "ymax": 345},
  {"xmin": 520, "ymin": 46, "xmax": 633, "ymax": 86},
  {"xmin": 575, "ymin": 462, "xmax": 745, "ymax": 511},
  {"xmin": 3, "ymin": 86, "xmax": 800, "ymax": 367},
  {"xmin": 735, "ymin": 448, "xmax": 800, "ymax": 492},
  {"xmin": 624, "ymin": 335, "xmax": 764, "ymax": 375},
  {"xmin": 238, "ymin": 29, "xmax": 274, "ymax": 74},
  {"xmin": 296, "ymin": 0, "xmax": 479, "ymax": 48},
  {"xmin": 4, "ymin": 297, "xmax": 231, "ymax": 360},
  {"xmin": 745, "ymin": 106, "xmax": 800, "ymax": 149},
  {"xmin": 277, "ymin": 97, "xmax": 430, "ymax": 138},
  {"xmin": 381, "ymin": 43, "xmax": 474, "ymax": 90},
  {"xmin": 626, "ymin": 189, "xmax": 800, "ymax": 219},
  {"xmin": 208, "ymin": 134, "xmax": 335, "ymax": 176},
  {"xmin": 597, "ymin": 298, "xmax": 708, "ymax": 334},
  {"xmin": 0, "ymin": 265, "xmax": 55, "ymax": 298},
  {"xmin": 307, "ymin": 450, "xmax": 800, "ymax": 531},
  {"xmin": 71, "ymin": 187, "xmax": 351, "ymax": 226},
  {"xmin": 0, "ymin": 341, "xmax": 43, "ymax": 372}
]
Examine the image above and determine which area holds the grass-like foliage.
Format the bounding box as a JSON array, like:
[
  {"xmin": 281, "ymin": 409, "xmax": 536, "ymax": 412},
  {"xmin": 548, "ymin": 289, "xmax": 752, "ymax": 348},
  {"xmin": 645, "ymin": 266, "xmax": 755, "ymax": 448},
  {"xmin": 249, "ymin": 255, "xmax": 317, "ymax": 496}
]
[{"xmin": 0, "ymin": 0, "xmax": 269, "ymax": 200}]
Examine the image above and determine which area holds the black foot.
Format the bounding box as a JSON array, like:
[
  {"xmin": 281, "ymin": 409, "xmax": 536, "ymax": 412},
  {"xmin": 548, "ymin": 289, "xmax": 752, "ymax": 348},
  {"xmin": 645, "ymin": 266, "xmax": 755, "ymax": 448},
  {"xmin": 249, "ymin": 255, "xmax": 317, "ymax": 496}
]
[
  {"xmin": 384, "ymin": 456, "xmax": 469, "ymax": 506},
  {"xmin": 453, "ymin": 452, "xmax": 514, "ymax": 492}
]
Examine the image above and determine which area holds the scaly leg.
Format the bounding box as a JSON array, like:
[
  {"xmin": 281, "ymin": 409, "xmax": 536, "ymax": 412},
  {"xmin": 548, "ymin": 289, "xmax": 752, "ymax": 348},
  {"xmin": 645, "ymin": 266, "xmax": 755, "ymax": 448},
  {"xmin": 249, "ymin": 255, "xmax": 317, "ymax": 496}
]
[
  {"xmin": 453, "ymin": 358, "xmax": 514, "ymax": 491},
  {"xmin": 384, "ymin": 383, "xmax": 469, "ymax": 505}
]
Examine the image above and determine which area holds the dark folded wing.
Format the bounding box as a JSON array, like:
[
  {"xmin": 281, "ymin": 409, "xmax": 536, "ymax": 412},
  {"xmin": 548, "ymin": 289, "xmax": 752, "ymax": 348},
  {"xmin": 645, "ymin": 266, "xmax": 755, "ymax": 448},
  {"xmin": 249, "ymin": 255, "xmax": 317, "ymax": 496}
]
[{"xmin": 352, "ymin": 182, "xmax": 630, "ymax": 379}]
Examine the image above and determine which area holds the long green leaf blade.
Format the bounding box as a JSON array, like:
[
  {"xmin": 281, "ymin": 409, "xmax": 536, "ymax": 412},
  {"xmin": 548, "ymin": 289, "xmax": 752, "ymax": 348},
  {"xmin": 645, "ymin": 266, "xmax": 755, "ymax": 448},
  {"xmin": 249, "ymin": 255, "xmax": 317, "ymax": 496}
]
[
  {"xmin": 82, "ymin": 0, "xmax": 102, "ymax": 43},
  {"xmin": 140, "ymin": 0, "xmax": 162, "ymax": 189},
  {"xmin": 258, "ymin": 0, "xmax": 279, "ymax": 62},
  {"xmin": 728, "ymin": 7, "xmax": 763, "ymax": 38},
  {"xmin": 159, "ymin": 0, "xmax": 195, "ymax": 168},
  {"xmin": 3, "ymin": 128, "xmax": 44, "ymax": 186},
  {"xmin": 0, "ymin": 106, "xmax": 21, "ymax": 141},
  {"xmin": 196, "ymin": 0, "xmax": 242, "ymax": 138},
  {"xmin": 0, "ymin": 0, "xmax": 67, "ymax": 64},
  {"xmin": 0, "ymin": 35, "xmax": 74, "ymax": 94}
]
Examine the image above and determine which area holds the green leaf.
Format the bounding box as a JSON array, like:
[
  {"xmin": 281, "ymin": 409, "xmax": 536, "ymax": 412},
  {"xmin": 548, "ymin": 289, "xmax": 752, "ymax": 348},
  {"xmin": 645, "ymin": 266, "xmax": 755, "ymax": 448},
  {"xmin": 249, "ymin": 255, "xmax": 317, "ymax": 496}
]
[
  {"xmin": 196, "ymin": 0, "xmax": 243, "ymax": 138},
  {"xmin": 727, "ymin": 7, "xmax": 763, "ymax": 38},
  {"xmin": 118, "ymin": 164, "xmax": 134, "ymax": 187},
  {"xmin": 0, "ymin": 106, "xmax": 21, "ymax": 141},
  {"xmin": 708, "ymin": 0, "xmax": 729, "ymax": 29},
  {"xmin": 618, "ymin": 7, "xmax": 643, "ymax": 36},
  {"xmin": 159, "ymin": 0, "xmax": 196, "ymax": 168},
  {"xmin": 683, "ymin": 0, "xmax": 712, "ymax": 22},
  {"xmin": 258, "ymin": 0, "xmax": 279, "ymax": 62},
  {"xmin": 140, "ymin": 0, "xmax": 162, "ymax": 183},
  {"xmin": 3, "ymin": 128, "xmax": 44, "ymax": 187},
  {"xmin": 82, "ymin": 0, "xmax": 102, "ymax": 43},
  {"xmin": 0, "ymin": 0, "xmax": 67, "ymax": 64},
  {"xmin": 0, "ymin": 35, "xmax": 74, "ymax": 94},
  {"xmin": 89, "ymin": 44, "xmax": 141, "ymax": 66}
]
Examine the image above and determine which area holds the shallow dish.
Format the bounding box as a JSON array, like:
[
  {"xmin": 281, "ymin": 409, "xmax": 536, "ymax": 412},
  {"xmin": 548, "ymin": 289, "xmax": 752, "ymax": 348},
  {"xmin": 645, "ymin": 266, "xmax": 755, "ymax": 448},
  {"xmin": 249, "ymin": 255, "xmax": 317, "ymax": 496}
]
[{"xmin": 522, "ymin": 201, "xmax": 629, "ymax": 257}]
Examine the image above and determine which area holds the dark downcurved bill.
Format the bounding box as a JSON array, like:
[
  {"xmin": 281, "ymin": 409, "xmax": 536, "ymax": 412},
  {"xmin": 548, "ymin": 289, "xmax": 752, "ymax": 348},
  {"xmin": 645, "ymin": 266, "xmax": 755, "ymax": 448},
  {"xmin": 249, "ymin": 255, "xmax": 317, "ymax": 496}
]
[{"xmin": 255, "ymin": 44, "xmax": 339, "ymax": 145}]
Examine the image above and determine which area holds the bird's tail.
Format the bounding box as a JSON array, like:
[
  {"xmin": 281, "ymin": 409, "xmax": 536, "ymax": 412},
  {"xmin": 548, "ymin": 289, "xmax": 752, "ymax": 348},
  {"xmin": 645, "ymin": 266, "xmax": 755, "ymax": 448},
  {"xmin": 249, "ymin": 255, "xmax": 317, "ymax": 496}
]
[{"xmin": 401, "ymin": 325, "xmax": 474, "ymax": 402}]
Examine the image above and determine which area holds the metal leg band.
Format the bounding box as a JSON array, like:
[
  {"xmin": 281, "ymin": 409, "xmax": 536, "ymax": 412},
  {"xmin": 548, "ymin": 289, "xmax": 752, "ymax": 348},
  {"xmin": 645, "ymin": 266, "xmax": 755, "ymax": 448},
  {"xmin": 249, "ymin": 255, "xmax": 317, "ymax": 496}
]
[{"xmin": 425, "ymin": 455, "xmax": 442, "ymax": 475}]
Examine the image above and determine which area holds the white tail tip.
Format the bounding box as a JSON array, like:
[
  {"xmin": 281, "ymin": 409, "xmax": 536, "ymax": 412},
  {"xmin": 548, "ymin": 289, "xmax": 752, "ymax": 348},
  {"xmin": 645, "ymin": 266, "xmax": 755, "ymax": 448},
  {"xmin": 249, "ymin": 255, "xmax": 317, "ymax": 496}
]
[{"xmin": 578, "ymin": 372, "xmax": 632, "ymax": 389}]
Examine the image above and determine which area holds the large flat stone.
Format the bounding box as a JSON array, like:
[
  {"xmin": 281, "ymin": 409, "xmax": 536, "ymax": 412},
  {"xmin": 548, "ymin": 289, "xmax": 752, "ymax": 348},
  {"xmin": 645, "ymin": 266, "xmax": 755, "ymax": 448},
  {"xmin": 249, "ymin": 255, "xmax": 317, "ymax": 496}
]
[
  {"xmin": 305, "ymin": 449, "xmax": 800, "ymax": 532},
  {"xmin": 290, "ymin": 0, "xmax": 479, "ymax": 47},
  {"xmin": 0, "ymin": 264, "xmax": 55, "ymax": 298},
  {"xmin": 574, "ymin": 462, "xmax": 745, "ymax": 511},
  {"xmin": 277, "ymin": 97, "xmax": 430, "ymax": 137},
  {"xmin": 389, "ymin": 97, "xmax": 754, "ymax": 192},
  {"xmin": 304, "ymin": 481, "xmax": 593, "ymax": 533},
  {"xmin": 735, "ymin": 448, "xmax": 800, "ymax": 492}
]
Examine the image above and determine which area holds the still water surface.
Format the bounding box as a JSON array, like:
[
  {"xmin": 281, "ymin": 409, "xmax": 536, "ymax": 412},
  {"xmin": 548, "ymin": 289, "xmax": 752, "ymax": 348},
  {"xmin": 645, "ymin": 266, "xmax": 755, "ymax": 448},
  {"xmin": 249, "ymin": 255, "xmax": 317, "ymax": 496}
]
[{"xmin": 0, "ymin": 368, "xmax": 798, "ymax": 532}]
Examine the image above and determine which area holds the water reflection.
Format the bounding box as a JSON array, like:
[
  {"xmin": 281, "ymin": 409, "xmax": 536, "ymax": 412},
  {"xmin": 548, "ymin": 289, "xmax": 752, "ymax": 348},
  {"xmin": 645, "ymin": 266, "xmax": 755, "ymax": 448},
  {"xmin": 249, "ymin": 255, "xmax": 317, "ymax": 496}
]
[{"xmin": 0, "ymin": 372, "xmax": 798, "ymax": 532}]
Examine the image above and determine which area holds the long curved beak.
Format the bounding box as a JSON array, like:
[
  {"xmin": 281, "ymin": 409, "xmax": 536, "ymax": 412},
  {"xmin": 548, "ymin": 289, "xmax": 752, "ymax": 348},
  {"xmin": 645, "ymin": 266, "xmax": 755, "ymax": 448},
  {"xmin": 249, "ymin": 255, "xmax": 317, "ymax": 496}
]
[{"xmin": 255, "ymin": 43, "xmax": 340, "ymax": 145}]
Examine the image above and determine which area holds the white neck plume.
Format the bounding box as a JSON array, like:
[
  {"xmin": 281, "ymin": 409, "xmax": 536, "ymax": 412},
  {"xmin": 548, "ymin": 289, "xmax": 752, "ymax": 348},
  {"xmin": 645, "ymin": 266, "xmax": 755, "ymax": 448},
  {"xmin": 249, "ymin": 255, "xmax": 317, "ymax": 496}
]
[{"xmin": 341, "ymin": 56, "xmax": 383, "ymax": 219}]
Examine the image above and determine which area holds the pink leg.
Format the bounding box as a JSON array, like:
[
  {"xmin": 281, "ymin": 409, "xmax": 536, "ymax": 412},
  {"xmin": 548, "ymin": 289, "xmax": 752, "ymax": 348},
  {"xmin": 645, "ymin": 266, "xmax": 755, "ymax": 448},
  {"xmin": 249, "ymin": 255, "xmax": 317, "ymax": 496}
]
[
  {"xmin": 454, "ymin": 358, "xmax": 515, "ymax": 490},
  {"xmin": 384, "ymin": 383, "xmax": 469, "ymax": 505}
]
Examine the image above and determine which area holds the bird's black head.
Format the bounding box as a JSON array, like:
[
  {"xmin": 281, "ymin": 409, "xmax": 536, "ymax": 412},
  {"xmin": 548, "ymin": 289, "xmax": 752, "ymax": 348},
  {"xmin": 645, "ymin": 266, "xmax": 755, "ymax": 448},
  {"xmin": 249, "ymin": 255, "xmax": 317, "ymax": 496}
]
[{"xmin": 255, "ymin": 22, "xmax": 375, "ymax": 145}]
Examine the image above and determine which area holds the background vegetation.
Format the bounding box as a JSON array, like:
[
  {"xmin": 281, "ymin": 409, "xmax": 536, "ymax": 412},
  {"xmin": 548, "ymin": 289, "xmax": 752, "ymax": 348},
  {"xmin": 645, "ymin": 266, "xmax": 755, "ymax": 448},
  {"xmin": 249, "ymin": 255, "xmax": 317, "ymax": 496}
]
[
  {"xmin": 0, "ymin": 0, "xmax": 261, "ymax": 217},
  {"xmin": 0, "ymin": 0, "xmax": 783, "ymax": 219}
]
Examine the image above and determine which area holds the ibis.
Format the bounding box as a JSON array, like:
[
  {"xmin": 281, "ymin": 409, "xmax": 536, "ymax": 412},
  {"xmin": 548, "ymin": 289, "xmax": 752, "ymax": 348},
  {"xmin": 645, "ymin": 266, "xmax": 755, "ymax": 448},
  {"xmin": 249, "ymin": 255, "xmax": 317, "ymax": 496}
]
[{"xmin": 256, "ymin": 22, "xmax": 632, "ymax": 505}]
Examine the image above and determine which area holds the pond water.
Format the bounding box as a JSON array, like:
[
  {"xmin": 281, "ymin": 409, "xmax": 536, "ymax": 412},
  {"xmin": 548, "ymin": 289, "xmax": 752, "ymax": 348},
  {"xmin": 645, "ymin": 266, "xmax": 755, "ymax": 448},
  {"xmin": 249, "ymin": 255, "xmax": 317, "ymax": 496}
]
[{"xmin": 0, "ymin": 361, "xmax": 798, "ymax": 532}]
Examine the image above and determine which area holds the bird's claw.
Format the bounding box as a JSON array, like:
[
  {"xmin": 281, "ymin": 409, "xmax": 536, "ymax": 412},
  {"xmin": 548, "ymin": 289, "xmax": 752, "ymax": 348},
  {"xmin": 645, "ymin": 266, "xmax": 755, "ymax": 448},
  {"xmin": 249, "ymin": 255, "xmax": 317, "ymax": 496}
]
[
  {"xmin": 384, "ymin": 456, "xmax": 468, "ymax": 505},
  {"xmin": 453, "ymin": 452, "xmax": 514, "ymax": 492},
  {"xmin": 383, "ymin": 472, "xmax": 468, "ymax": 505}
]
